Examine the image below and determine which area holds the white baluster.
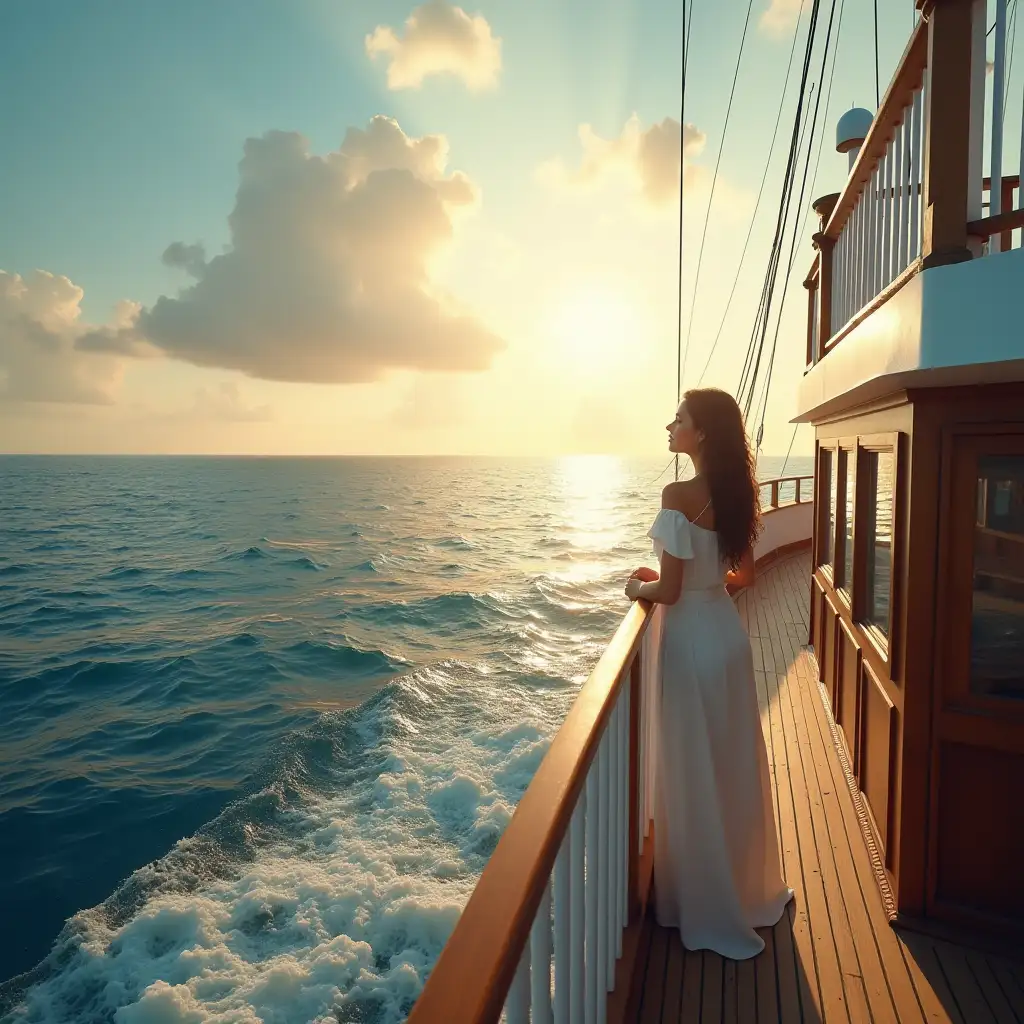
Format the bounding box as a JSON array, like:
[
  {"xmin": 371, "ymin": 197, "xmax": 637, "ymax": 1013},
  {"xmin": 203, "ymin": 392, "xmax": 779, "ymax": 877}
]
[
  {"xmin": 896, "ymin": 112, "xmax": 908, "ymax": 271},
  {"xmin": 618, "ymin": 685, "xmax": 627, "ymax": 951},
  {"xmin": 598, "ymin": 730, "xmax": 610, "ymax": 1013},
  {"xmin": 839, "ymin": 225, "xmax": 848, "ymax": 329},
  {"xmin": 992, "ymin": 0, "xmax": 1008, "ymax": 253},
  {"xmin": 638, "ymin": 653, "xmax": 646, "ymax": 851},
  {"xmin": 872, "ymin": 161, "xmax": 880, "ymax": 294},
  {"xmin": 918, "ymin": 67, "xmax": 929, "ymax": 256},
  {"xmin": 585, "ymin": 760, "xmax": 599, "ymax": 1024},
  {"xmin": 1019, "ymin": 66, "xmax": 1024, "ymax": 225},
  {"xmin": 883, "ymin": 138, "xmax": 894, "ymax": 284},
  {"xmin": 505, "ymin": 939, "xmax": 531, "ymax": 1024},
  {"xmin": 570, "ymin": 798, "xmax": 585, "ymax": 1024},
  {"xmin": 909, "ymin": 85, "xmax": 922, "ymax": 258},
  {"xmin": 554, "ymin": 824, "xmax": 571, "ymax": 1022},
  {"xmin": 852, "ymin": 188, "xmax": 861, "ymax": 313},
  {"xmin": 832, "ymin": 234, "xmax": 842, "ymax": 337},
  {"xmin": 531, "ymin": 880, "xmax": 554, "ymax": 1024}
]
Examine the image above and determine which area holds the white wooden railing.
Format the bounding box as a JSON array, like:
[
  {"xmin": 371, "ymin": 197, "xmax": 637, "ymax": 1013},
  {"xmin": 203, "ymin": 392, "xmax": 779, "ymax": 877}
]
[
  {"xmin": 980, "ymin": 0, "xmax": 1024, "ymax": 253},
  {"xmin": 806, "ymin": 2, "xmax": 1024, "ymax": 366},
  {"xmin": 503, "ymin": 669, "xmax": 654, "ymax": 1024},
  {"xmin": 831, "ymin": 68, "xmax": 927, "ymax": 335}
]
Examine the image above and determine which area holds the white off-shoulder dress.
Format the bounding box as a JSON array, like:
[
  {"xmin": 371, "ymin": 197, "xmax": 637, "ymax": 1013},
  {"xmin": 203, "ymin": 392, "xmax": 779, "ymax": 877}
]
[{"xmin": 646, "ymin": 508, "xmax": 793, "ymax": 959}]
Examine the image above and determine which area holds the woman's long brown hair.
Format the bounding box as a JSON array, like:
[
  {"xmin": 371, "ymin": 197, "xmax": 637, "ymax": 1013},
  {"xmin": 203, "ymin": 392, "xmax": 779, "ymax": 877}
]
[{"xmin": 683, "ymin": 388, "xmax": 761, "ymax": 568}]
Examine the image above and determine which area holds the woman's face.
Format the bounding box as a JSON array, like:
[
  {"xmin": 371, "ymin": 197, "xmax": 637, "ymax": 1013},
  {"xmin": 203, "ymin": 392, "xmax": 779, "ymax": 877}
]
[{"xmin": 666, "ymin": 402, "xmax": 701, "ymax": 455}]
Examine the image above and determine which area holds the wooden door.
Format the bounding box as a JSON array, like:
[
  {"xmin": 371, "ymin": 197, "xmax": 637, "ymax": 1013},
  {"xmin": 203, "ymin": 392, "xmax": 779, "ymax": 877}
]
[{"xmin": 929, "ymin": 430, "xmax": 1024, "ymax": 934}]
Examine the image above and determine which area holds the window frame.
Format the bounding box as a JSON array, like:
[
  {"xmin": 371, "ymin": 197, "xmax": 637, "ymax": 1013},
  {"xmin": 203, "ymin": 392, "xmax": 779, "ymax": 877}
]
[
  {"xmin": 816, "ymin": 441, "xmax": 839, "ymax": 581},
  {"xmin": 855, "ymin": 432, "xmax": 901, "ymax": 670},
  {"xmin": 835, "ymin": 442, "xmax": 858, "ymax": 609},
  {"xmin": 939, "ymin": 428, "xmax": 1024, "ymax": 717}
]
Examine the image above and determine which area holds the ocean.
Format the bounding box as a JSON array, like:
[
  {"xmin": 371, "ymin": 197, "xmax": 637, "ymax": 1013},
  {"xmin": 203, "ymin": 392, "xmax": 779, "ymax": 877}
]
[{"xmin": 0, "ymin": 453, "xmax": 812, "ymax": 1023}]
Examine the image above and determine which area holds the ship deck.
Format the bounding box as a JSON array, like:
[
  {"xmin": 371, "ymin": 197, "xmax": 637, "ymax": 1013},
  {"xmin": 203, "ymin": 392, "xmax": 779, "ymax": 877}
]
[{"xmin": 629, "ymin": 552, "xmax": 1024, "ymax": 1023}]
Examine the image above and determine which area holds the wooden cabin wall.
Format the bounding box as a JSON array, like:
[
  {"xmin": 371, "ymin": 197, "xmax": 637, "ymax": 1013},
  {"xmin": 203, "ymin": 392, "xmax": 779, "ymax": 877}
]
[
  {"xmin": 908, "ymin": 384, "xmax": 1024, "ymax": 939},
  {"xmin": 811, "ymin": 395, "xmax": 915, "ymax": 919},
  {"xmin": 811, "ymin": 383, "xmax": 1024, "ymax": 941}
]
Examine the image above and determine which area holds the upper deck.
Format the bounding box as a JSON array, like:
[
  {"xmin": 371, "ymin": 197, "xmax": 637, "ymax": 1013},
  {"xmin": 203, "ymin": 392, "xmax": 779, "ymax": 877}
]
[{"xmin": 798, "ymin": 0, "xmax": 1024, "ymax": 423}]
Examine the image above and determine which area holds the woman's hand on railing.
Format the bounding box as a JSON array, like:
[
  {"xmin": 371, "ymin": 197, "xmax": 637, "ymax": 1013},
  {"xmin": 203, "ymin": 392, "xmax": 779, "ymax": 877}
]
[
  {"xmin": 629, "ymin": 566, "xmax": 659, "ymax": 582},
  {"xmin": 625, "ymin": 567, "xmax": 658, "ymax": 602}
]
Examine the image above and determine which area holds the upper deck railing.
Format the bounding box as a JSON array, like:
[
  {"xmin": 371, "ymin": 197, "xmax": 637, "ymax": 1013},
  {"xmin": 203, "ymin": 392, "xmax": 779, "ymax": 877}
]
[
  {"xmin": 406, "ymin": 477, "xmax": 814, "ymax": 1023},
  {"xmin": 805, "ymin": 0, "xmax": 1024, "ymax": 368}
]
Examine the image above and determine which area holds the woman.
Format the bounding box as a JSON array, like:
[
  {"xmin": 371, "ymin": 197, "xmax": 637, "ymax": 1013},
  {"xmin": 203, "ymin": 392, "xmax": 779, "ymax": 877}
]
[{"xmin": 624, "ymin": 388, "xmax": 793, "ymax": 959}]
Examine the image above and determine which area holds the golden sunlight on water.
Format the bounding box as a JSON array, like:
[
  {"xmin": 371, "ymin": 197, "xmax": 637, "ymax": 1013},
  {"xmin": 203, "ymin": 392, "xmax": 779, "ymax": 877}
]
[{"xmin": 552, "ymin": 455, "xmax": 631, "ymax": 583}]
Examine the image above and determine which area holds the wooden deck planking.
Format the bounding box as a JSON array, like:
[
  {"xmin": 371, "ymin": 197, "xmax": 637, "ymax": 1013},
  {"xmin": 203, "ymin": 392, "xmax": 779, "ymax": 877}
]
[{"xmin": 629, "ymin": 552, "xmax": 1023, "ymax": 1023}]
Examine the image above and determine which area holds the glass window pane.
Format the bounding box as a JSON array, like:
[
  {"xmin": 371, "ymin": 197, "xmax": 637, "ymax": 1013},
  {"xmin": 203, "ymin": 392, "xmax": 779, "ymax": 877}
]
[
  {"xmin": 971, "ymin": 456, "xmax": 1024, "ymax": 700},
  {"xmin": 821, "ymin": 450, "xmax": 834, "ymax": 567},
  {"xmin": 864, "ymin": 452, "xmax": 894, "ymax": 635},
  {"xmin": 842, "ymin": 451, "xmax": 855, "ymax": 590}
]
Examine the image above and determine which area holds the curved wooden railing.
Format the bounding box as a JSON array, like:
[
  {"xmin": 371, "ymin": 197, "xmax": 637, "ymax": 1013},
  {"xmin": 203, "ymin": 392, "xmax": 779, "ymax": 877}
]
[
  {"xmin": 759, "ymin": 474, "xmax": 814, "ymax": 511},
  {"xmin": 406, "ymin": 479, "xmax": 815, "ymax": 1024}
]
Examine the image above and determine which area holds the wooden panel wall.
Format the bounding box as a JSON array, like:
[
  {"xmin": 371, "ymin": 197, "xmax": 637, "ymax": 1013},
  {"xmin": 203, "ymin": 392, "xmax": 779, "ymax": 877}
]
[
  {"xmin": 810, "ymin": 396, "xmax": 914, "ymax": 909},
  {"xmin": 810, "ymin": 382, "xmax": 1024, "ymax": 938}
]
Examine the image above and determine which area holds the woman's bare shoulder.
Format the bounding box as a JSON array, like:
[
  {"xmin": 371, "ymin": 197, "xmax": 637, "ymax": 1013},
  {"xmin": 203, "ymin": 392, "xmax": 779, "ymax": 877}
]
[{"xmin": 660, "ymin": 479, "xmax": 710, "ymax": 519}]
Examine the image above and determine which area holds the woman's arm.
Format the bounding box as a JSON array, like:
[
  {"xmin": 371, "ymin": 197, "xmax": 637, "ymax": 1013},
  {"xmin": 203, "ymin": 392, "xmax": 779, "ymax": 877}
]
[
  {"xmin": 626, "ymin": 549, "xmax": 684, "ymax": 605},
  {"xmin": 725, "ymin": 546, "xmax": 756, "ymax": 590}
]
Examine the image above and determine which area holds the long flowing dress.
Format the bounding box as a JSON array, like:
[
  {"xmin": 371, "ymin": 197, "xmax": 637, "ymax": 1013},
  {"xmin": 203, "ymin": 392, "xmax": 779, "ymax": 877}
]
[{"xmin": 646, "ymin": 508, "xmax": 793, "ymax": 959}]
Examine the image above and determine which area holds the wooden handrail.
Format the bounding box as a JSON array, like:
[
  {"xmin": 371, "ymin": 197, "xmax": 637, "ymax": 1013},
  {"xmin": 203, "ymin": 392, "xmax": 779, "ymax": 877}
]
[
  {"xmin": 407, "ymin": 599, "xmax": 656, "ymax": 1023},
  {"xmin": 968, "ymin": 209, "xmax": 1024, "ymax": 240},
  {"xmin": 823, "ymin": 19, "xmax": 928, "ymax": 243},
  {"xmin": 761, "ymin": 475, "xmax": 814, "ymax": 509}
]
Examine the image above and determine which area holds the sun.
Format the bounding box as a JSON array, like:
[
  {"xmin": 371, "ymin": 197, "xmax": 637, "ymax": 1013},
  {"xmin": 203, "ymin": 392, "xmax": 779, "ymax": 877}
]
[{"xmin": 549, "ymin": 288, "xmax": 638, "ymax": 378}]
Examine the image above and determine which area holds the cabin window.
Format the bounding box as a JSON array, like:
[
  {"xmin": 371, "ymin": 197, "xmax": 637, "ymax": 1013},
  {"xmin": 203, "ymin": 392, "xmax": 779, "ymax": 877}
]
[
  {"xmin": 819, "ymin": 448, "xmax": 835, "ymax": 570},
  {"xmin": 836, "ymin": 449, "xmax": 856, "ymax": 594},
  {"xmin": 971, "ymin": 456, "xmax": 1024, "ymax": 700},
  {"xmin": 863, "ymin": 451, "xmax": 895, "ymax": 637}
]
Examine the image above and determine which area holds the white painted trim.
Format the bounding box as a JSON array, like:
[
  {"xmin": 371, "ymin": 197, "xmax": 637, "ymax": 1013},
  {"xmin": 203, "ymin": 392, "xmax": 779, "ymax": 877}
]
[
  {"xmin": 755, "ymin": 502, "xmax": 814, "ymax": 561},
  {"xmin": 796, "ymin": 248, "xmax": 1024, "ymax": 422}
]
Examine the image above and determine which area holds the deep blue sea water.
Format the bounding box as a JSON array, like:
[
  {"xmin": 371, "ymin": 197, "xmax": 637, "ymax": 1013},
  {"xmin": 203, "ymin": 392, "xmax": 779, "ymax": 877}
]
[{"xmin": 0, "ymin": 454, "xmax": 811, "ymax": 1023}]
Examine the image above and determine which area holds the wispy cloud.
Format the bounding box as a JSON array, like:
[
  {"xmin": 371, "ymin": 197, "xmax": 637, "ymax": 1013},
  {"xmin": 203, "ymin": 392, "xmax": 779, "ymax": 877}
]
[
  {"xmin": 759, "ymin": 0, "xmax": 803, "ymax": 39},
  {"xmin": 366, "ymin": 0, "xmax": 501, "ymax": 91},
  {"xmin": 538, "ymin": 115, "xmax": 708, "ymax": 206}
]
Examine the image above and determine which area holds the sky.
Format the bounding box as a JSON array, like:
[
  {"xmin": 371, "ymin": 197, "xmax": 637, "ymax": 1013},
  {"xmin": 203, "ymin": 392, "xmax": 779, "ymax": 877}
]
[{"xmin": 0, "ymin": 0, "xmax": 932, "ymax": 456}]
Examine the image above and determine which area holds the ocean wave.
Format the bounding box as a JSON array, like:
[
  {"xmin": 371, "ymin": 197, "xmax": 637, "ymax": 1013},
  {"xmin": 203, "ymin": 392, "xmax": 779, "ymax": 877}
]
[{"xmin": 0, "ymin": 663, "xmax": 561, "ymax": 1023}]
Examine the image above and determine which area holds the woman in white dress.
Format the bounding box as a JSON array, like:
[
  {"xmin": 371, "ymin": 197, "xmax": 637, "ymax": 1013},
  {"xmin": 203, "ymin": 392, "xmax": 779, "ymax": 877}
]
[{"xmin": 624, "ymin": 388, "xmax": 793, "ymax": 960}]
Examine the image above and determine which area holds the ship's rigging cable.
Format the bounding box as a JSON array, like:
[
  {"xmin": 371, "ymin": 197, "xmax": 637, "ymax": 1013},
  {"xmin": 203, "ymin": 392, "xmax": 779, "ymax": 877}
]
[
  {"xmin": 736, "ymin": 0, "xmax": 842, "ymax": 446},
  {"xmin": 674, "ymin": 0, "xmax": 689, "ymax": 481},
  {"xmin": 779, "ymin": 421, "xmax": 800, "ymax": 477},
  {"xmin": 734, "ymin": 76, "xmax": 816, "ymax": 411},
  {"xmin": 873, "ymin": 0, "xmax": 880, "ymax": 107},
  {"xmin": 677, "ymin": 0, "xmax": 757, "ymax": 403},
  {"xmin": 695, "ymin": 0, "xmax": 809, "ymax": 389},
  {"xmin": 734, "ymin": 0, "xmax": 824, "ymax": 417},
  {"xmin": 752, "ymin": 0, "xmax": 845, "ymax": 439}
]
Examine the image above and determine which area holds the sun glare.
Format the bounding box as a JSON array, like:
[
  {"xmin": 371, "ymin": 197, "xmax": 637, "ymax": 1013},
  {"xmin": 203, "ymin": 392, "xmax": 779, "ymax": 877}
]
[{"xmin": 550, "ymin": 289, "xmax": 637, "ymax": 377}]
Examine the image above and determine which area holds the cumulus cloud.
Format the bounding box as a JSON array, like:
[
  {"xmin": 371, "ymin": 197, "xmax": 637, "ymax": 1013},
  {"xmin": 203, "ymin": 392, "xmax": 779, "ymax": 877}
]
[
  {"xmin": 192, "ymin": 382, "xmax": 272, "ymax": 422},
  {"xmin": 759, "ymin": 0, "xmax": 803, "ymax": 38},
  {"xmin": 0, "ymin": 270, "xmax": 126, "ymax": 403},
  {"xmin": 366, "ymin": 0, "xmax": 502, "ymax": 90},
  {"xmin": 538, "ymin": 115, "xmax": 708, "ymax": 206},
  {"xmin": 132, "ymin": 116, "xmax": 502, "ymax": 384}
]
